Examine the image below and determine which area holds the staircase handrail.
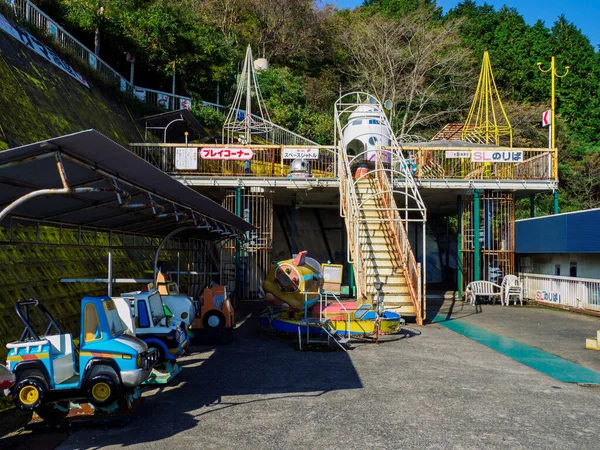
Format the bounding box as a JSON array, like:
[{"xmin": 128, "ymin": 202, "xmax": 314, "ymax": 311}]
[
  {"xmin": 374, "ymin": 154, "xmax": 422, "ymax": 322},
  {"xmin": 323, "ymin": 292, "xmax": 351, "ymax": 342},
  {"xmin": 334, "ymin": 109, "xmax": 367, "ymax": 300}
]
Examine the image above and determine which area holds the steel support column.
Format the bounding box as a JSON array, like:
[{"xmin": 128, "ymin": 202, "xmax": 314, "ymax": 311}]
[
  {"xmin": 291, "ymin": 200, "xmax": 296, "ymax": 256},
  {"xmin": 553, "ymin": 190, "xmax": 559, "ymax": 214},
  {"xmin": 530, "ymin": 194, "xmax": 535, "ymax": 218},
  {"xmin": 235, "ymin": 187, "xmax": 242, "ymax": 300},
  {"xmin": 473, "ymin": 190, "xmax": 481, "ymax": 281},
  {"xmin": 457, "ymin": 196, "xmax": 463, "ymax": 299}
]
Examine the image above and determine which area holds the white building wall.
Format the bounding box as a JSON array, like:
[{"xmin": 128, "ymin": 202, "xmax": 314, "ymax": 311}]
[{"xmin": 519, "ymin": 253, "xmax": 600, "ymax": 279}]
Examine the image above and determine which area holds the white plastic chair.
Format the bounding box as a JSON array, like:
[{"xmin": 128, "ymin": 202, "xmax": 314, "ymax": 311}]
[{"xmin": 502, "ymin": 275, "xmax": 523, "ymax": 306}]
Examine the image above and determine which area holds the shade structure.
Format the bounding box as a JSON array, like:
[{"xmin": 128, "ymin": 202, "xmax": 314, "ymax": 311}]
[
  {"xmin": 140, "ymin": 108, "xmax": 208, "ymax": 143},
  {"xmin": 0, "ymin": 129, "xmax": 252, "ymax": 238}
]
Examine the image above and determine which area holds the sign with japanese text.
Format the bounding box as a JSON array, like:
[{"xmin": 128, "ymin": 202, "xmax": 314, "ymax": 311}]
[
  {"xmin": 88, "ymin": 53, "xmax": 97, "ymax": 70},
  {"xmin": 175, "ymin": 147, "xmax": 198, "ymax": 170},
  {"xmin": 471, "ymin": 150, "xmax": 523, "ymax": 163},
  {"xmin": 200, "ymin": 147, "xmax": 254, "ymax": 160},
  {"xmin": 179, "ymin": 98, "xmax": 192, "ymax": 110},
  {"xmin": 157, "ymin": 93, "xmax": 169, "ymax": 108},
  {"xmin": 0, "ymin": 12, "xmax": 89, "ymax": 87},
  {"xmin": 134, "ymin": 88, "xmax": 146, "ymax": 101},
  {"xmin": 282, "ymin": 148, "xmax": 319, "ymax": 160},
  {"xmin": 535, "ymin": 290, "xmax": 560, "ymax": 304},
  {"xmin": 445, "ymin": 151, "xmax": 470, "ymax": 159}
]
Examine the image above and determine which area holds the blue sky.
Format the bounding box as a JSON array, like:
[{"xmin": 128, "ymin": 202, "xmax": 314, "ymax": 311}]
[{"xmin": 332, "ymin": 0, "xmax": 600, "ymax": 49}]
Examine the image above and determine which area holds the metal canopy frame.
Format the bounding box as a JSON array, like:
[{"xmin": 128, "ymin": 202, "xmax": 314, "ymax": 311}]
[{"xmin": 0, "ymin": 129, "xmax": 252, "ymax": 295}]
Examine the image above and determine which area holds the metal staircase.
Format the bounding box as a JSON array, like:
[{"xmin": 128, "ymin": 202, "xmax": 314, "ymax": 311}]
[{"xmin": 334, "ymin": 93, "xmax": 427, "ymax": 324}]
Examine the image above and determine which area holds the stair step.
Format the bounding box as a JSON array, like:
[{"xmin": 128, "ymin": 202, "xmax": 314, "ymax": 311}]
[
  {"xmin": 364, "ymin": 267, "xmax": 401, "ymax": 276},
  {"xmin": 360, "ymin": 243, "xmax": 397, "ymax": 252},
  {"xmin": 359, "ymin": 236, "xmax": 394, "ymax": 244},
  {"xmin": 366, "ymin": 285, "xmax": 410, "ymax": 294}
]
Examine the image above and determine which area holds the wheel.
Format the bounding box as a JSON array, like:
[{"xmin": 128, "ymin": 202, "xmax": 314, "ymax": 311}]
[
  {"xmin": 86, "ymin": 375, "xmax": 118, "ymax": 407},
  {"xmin": 13, "ymin": 378, "xmax": 46, "ymax": 410},
  {"xmin": 202, "ymin": 310, "xmax": 226, "ymax": 329},
  {"xmin": 151, "ymin": 346, "xmax": 165, "ymax": 365},
  {"xmin": 35, "ymin": 401, "xmax": 70, "ymax": 422}
]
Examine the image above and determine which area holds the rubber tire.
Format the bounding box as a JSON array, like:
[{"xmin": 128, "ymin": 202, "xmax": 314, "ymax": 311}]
[
  {"xmin": 35, "ymin": 401, "xmax": 70, "ymax": 422},
  {"xmin": 86, "ymin": 375, "xmax": 118, "ymax": 408},
  {"xmin": 13, "ymin": 378, "xmax": 46, "ymax": 410},
  {"xmin": 202, "ymin": 310, "xmax": 226, "ymax": 329}
]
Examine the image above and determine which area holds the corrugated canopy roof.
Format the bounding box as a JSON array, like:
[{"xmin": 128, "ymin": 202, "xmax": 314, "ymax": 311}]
[{"xmin": 0, "ymin": 129, "xmax": 252, "ymax": 238}]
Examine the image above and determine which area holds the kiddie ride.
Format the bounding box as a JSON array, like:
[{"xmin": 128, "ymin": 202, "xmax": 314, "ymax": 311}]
[
  {"xmin": 259, "ymin": 251, "xmax": 402, "ymax": 350},
  {"xmin": 156, "ymin": 273, "xmax": 235, "ymax": 345},
  {"xmin": 5, "ymin": 298, "xmax": 157, "ymax": 422},
  {"xmin": 115, "ymin": 289, "xmax": 190, "ymax": 384}
]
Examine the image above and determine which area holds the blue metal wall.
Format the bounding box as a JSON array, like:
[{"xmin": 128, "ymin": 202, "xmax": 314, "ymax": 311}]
[{"xmin": 516, "ymin": 209, "xmax": 600, "ymax": 253}]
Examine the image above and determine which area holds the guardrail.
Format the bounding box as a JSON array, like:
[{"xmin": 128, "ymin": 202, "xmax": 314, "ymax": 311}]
[
  {"xmin": 7, "ymin": 0, "xmax": 191, "ymax": 110},
  {"xmin": 200, "ymin": 101, "xmax": 318, "ymax": 147},
  {"xmin": 401, "ymin": 146, "xmax": 557, "ymax": 181},
  {"xmin": 129, "ymin": 143, "xmax": 337, "ymax": 178},
  {"xmin": 520, "ymin": 272, "xmax": 600, "ymax": 312}
]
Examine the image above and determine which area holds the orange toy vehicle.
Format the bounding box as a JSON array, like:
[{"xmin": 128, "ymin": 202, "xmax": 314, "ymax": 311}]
[{"xmin": 191, "ymin": 284, "xmax": 235, "ymax": 344}]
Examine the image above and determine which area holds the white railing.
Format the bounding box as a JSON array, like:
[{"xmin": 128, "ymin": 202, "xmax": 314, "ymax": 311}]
[
  {"xmin": 201, "ymin": 101, "xmax": 318, "ymax": 146},
  {"xmin": 520, "ymin": 272, "xmax": 600, "ymax": 312},
  {"xmin": 7, "ymin": 0, "xmax": 191, "ymax": 110}
]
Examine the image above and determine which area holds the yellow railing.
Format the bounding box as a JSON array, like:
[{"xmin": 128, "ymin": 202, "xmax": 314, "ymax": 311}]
[
  {"xmin": 129, "ymin": 143, "xmax": 337, "ymax": 178},
  {"xmin": 337, "ymin": 147, "xmax": 367, "ymax": 300},
  {"xmin": 374, "ymin": 155, "xmax": 422, "ymax": 324},
  {"xmin": 399, "ymin": 146, "xmax": 557, "ymax": 181}
]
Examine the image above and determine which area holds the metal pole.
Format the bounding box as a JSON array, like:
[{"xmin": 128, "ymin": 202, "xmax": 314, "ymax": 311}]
[
  {"xmin": 235, "ymin": 187, "xmax": 242, "ymax": 301},
  {"xmin": 553, "ymin": 190, "xmax": 559, "ymax": 214},
  {"xmin": 530, "ymin": 194, "xmax": 535, "ymax": 218},
  {"xmin": 291, "ymin": 200, "xmax": 296, "ymax": 256},
  {"xmin": 130, "ymin": 61, "xmax": 134, "ymax": 85},
  {"xmin": 107, "ymin": 231, "xmax": 113, "ymax": 296},
  {"xmin": 473, "ymin": 190, "xmax": 481, "ymax": 282},
  {"xmin": 422, "ymin": 221, "xmax": 426, "ymax": 322},
  {"xmin": 172, "ymin": 62, "xmax": 176, "ymax": 96},
  {"xmin": 457, "ymin": 196, "xmax": 463, "ymax": 299},
  {"xmin": 445, "ymin": 216, "xmax": 450, "ymax": 278}
]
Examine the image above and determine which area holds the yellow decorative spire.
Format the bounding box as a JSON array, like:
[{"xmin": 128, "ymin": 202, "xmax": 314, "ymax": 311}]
[{"xmin": 462, "ymin": 51, "xmax": 513, "ymax": 147}]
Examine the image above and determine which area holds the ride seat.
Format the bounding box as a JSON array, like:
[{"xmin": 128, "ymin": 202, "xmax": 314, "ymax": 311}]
[{"xmin": 45, "ymin": 334, "xmax": 75, "ymax": 384}]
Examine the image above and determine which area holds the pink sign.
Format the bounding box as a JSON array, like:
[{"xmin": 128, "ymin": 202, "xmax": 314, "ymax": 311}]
[{"xmin": 200, "ymin": 147, "xmax": 254, "ymax": 160}]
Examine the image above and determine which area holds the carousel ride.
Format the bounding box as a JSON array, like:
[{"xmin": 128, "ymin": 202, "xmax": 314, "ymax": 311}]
[{"xmin": 259, "ymin": 251, "xmax": 403, "ymax": 347}]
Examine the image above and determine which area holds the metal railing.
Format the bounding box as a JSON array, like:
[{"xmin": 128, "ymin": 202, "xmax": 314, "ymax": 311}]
[
  {"xmin": 129, "ymin": 143, "xmax": 337, "ymax": 178},
  {"xmin": 520, "ymin": 272, "xmax": 600, "ymax": 312},
  {"xmin": 200, "ymin": 101, "xmax": 318, "ymax": 146},
  {"xmin": 334, "ymin": 92, "xmax": 426, "ymax": 323},
  {"xmin": 7, "ymin": 0, "xmax": 191, "ymax": 110},
  {"xmin": 401, "ymin": 145, "xmax": 557, "ymax": 181},
  {"xmin": 373, "ymin": 154, "xmax": 422, "ymax": 322}
]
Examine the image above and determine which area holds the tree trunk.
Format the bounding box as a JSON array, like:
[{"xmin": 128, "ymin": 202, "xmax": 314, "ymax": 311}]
[{"xmin": 94, "ymin": 28, "xmax": 100, "ymax": 56}]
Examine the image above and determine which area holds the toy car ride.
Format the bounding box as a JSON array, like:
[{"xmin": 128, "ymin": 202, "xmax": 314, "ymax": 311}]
[
  {"xmin": 5, "ymin": 298, "xmax": 157, "ymax": 421},
  {"xmin": 191, "ymin": 283, "xmax": 235, "ymax": 344},
  {"xmin": 114, "ymin": 289, "xmax": 189, "ymax": 384},
  {"xmin": 156, "ymin": 271, "xmax": 195, "ymax": 330}
]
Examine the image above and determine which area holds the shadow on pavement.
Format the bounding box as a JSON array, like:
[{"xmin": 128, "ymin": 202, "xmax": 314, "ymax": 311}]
[{"xmin": 10, "ymin": 306, "xmax": 364, "ymax": 448}]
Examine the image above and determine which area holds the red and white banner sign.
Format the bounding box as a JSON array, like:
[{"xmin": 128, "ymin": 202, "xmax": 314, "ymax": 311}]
[
  {"xmin": 200, "ymin": 147, "xmax": 254, "ymax": 160},
  {"xmin": 542, "ymin": 110, "xmax": 551, "ymax": 127}
]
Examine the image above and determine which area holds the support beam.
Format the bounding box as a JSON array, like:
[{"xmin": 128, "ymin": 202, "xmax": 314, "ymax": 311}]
[
  {"xmin": 457, "ymin": 196, "xmax": 463, "ymax": 299},
  {"xmin": 107, "ymin": 231, "xmax": 113, "ymax": 296},
  {"xmin": 291, "ymin": 200, "xmax": 296, "ymax": 256},
  {"xmin": 530, "ymin": 194, "xmax": 535, "ymax": 218},
  {"xmin": 553, "ymin": 190, "xmax": 559, "ymax": 214},
  {"xmin": 235, "ymin": 187, "xmax": 242, "ymax": 301},
  {"xmin": 348, "ymin": 262, "xmax": 355, "ymax": 298},
  {"xmin": 473, "ymin": 190, "xmax": 481, "ymax": 281}
]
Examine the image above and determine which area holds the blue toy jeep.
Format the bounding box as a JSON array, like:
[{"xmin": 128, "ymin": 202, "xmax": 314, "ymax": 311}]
[{"xmin": 5, "ymin": 298, "xmax": 157, "ymax": 420}]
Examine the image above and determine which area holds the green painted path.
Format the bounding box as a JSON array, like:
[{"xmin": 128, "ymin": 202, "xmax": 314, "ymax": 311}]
[{"xmin": 434, "ymin": 314, "xmax": 600, "ymax": 384}]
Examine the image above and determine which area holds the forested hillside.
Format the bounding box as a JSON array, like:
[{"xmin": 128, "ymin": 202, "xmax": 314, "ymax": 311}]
[{"xmin": 26, "ymin": 0, "xmax": 600, "ymax": 212}]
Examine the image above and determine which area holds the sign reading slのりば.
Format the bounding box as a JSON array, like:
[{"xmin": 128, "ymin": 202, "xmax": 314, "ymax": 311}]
[
  {"xmin": 200, "ymin": 148, "xmax": 254, "ymax": 160},
  {"xmin": 471, "ymin": 150, "xmax": 523, "ymax": 163}
]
